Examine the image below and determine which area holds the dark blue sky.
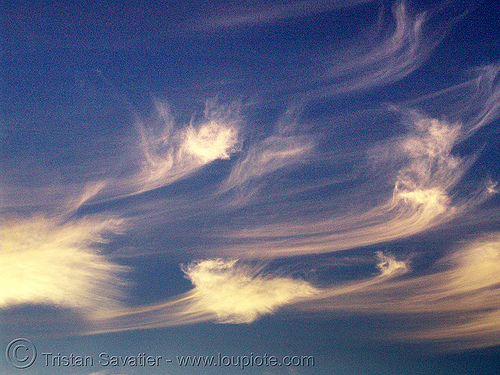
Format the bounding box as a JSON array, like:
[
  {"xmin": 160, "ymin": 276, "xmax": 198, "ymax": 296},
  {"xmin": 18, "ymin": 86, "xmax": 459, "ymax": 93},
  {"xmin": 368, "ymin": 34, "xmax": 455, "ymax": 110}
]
[{"xmin": 2, "ymin": 1, "xmax": 500, "ymax": 374}]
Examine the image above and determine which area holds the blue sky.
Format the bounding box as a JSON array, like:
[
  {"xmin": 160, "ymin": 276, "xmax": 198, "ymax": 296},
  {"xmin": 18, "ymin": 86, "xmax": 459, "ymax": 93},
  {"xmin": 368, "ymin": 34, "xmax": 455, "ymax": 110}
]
[{"xmin": 2, "ymin": 0, "xmax": 500, "ymax": 374}]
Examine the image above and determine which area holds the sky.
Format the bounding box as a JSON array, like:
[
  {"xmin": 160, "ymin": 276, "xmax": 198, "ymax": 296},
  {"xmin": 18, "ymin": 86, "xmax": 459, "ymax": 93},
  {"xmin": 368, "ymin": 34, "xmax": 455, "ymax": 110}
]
[{"xmin": 1, "ymin": 0, "xmax": 500, "ymax": 374}]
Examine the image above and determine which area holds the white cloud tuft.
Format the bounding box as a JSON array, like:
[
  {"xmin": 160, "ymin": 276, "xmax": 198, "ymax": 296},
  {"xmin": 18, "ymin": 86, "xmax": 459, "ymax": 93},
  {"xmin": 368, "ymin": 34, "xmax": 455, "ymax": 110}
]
[
  {"xmin": 182, "ymin": 259, "xmax": 318, "ymax": 323},
  {"xmin": 375, "ymin": 252, "xmax": 409, "ymax": 278},
  {"xmin": 135, "ymin": 100, "xmax": 241, "ymax": 193},
  {"xmin": 0, "ymin": 215, "xmax": 128, "ymax": 314},
  {"xmin": 180, "ymin": 120, "xmax": 238, "ymax": 163}
]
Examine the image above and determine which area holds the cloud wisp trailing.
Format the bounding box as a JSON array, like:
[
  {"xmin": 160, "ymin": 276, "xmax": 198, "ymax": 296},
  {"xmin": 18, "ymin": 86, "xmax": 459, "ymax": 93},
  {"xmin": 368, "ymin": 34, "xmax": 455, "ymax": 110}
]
[
  {"xmin": 200, "ymin": 0, "xmax": 373, "ymax": 29},
  {"xmin": 134, "ymin": 100, "xmax": 241, "ymax": 195},
  {"xmin": 219, "ymin": 114, "xmax": 495, "ymax": 258},
  {"xmin": 2, "ymin": 0, "xmax": 500, "ymax": 355},
  {"xmin": 33, "ymin": 233, "xmax": 500, "ymax": 351},
  {"xmin": 86, "ymin": 253, "xmax": 403, "ymax": 334},
  {"xmin": 304, "ymin": 233, "xmax": 500, "ymax": 350},
  {"xmin": 1, "ymin": 99, "xmax": 242, "ymax": 214},
  {"xmin": 87, "ymin": 99, "xmax": 242, "ymax": 204},
  {"xmin": 460, "ymin": 64, "xmax": 500, "ymax": 136},
  {"xmin": 403, "ymin": 63, "xmax": 500, "ymax": 139},
  {"xmin": 0, "ymin": 99, "xmax": 242, "ymax": 217},
  {"xmin": 311, "ymin": 1, "xmax": 465, "ymax": 97},
  {"xmin": 90, "ymin": 259, "xmax": 318, "ymax": 333},
  {"xmin": 219, "ymin": 133, "xmax": 314, "ymax": 207},
  {"xmin": 82, "ymin": 251, "xmax": 409, "ymax": 335}
]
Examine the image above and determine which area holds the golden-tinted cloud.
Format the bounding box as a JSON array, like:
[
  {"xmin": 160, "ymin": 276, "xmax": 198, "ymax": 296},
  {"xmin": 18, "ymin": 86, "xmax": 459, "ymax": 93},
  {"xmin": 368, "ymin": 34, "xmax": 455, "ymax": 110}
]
[
  {"xmin": 136, "ymin": 100, "xmax": 241, "ymax": 194},
  {"xmin": 0, "ymin": 215, "xmax": 128, "ymax": 314},
  {"xmin": 181, "ymin": 259, "xmax": 318, "ymax": 323},
  {"xmin": 92, "ymin": 259, "xmax": 318, "ymax": 332}
]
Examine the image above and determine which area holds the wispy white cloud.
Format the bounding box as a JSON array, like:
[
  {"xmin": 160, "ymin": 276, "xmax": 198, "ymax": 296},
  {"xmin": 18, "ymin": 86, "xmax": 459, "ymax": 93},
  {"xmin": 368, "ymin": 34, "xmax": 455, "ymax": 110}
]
[
  {"xmin": 0, "ymin": 99, "xmax": 242, "ymax": 214},
  {"xmin": 219, "ymin": 115, "xmax": 495, "ymax": 258},
  {"xmin": 462, "ymin": 64, "xmax": 500, "ymax": 135},
  {"xmin": 65, "ymin": 180, "xmax": 109, "ymax": 213},
  {"xmin": 48, "ymin": 99, "xmax": 243, "ymax": 207},
  {"xmin": 316, "ymin": 1, "xmax": 455, "ymax": 96},
  {"xmin": 134, "ymin": 100, "xmax": 241, "ymax": 194},
  {"xmin": 396, "ymin": 233, "xmax": 500, "ymax": 349},
  {"xmin": 181, "ymin": 259, "xmax": 318, "ymax": 323},
  {"xmin": 201, "ymin": 0, "xmax": 372, "ymax": 29},
  {"xmin": 215, "ymin": 102, "xmax": 315, "ymax": 208},
  {"xmin": 0, "ymin": 215, "xmax": 128, "ymax": 314},
  {"xmin": 87, "ymin": 238, "xmax": 499, "ymax": 350},
  {"xmin": 296, "ymin": 252, "xmax": 410, "ymax": 303},
  {"xmin": 220, "ymin": 133, "xmax": 314, "ymax": 205},
  {"xmin": 92, "ymin": 259, "xmax": 318, "ymax": 332},
  {"xmin": 404, "ymin": 63, "xmax": 500, "ymax": 137},
  {"xmin": 305, "ymin": 233, "xmax": 500, "ymax": 349}
]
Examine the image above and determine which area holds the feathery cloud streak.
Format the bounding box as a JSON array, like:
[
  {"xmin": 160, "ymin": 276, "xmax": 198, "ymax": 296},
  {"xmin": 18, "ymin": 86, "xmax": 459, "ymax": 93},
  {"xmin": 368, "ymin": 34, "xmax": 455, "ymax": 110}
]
[
  {"xmin": 315, "ymin": 1, "xmax": 463, "ymax": 96},
  {"xmin": 304, "ymin": 233, "xmax": 500, "ymax": 349},
  {"xmin": 201, "ymin": 0, "xmax": 373, "ymax": 29},
  {"xmin": 220, "ymin": 114, "xmax": 495, "ymax": 258},
  {"xmin": 2, "ymin": 0, "xmax": 500, "ymax": 355}
]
